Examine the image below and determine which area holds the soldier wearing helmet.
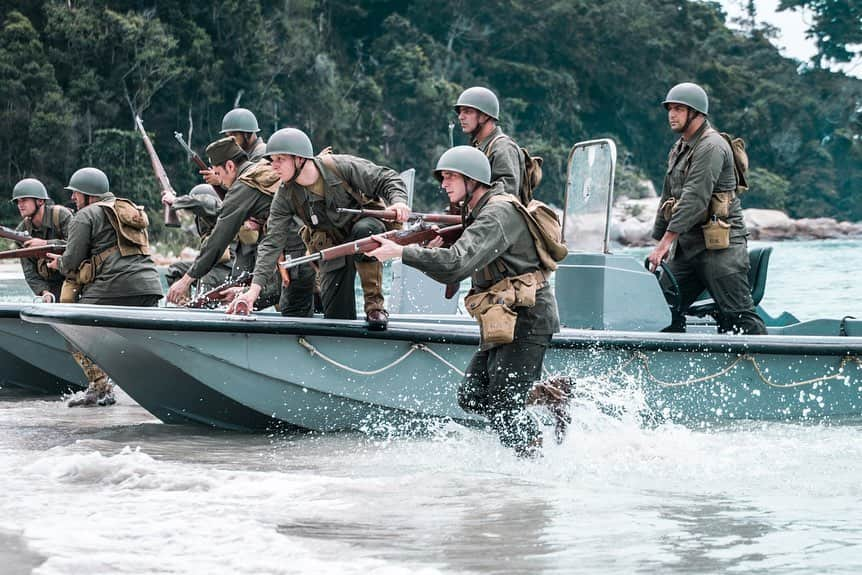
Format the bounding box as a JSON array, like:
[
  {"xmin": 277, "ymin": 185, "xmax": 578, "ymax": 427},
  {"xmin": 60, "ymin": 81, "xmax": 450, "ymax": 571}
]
[
  {"xmin": 10, "ymin": 178, "xmax": 73, "ymax": 302},
  {"xmin": 647, "ymin": 83, "xmax": 766, "ymax": 335},
  {"xmin": 166, "ymin": 137, "xmax": 304, "ymax": 314},
  {"xmin": 227, "ymin": 127, "xmax": 410, "ymax": 330},
  {"xmin": 199, "ymin": 108, "xmax": 267, "ymax": 189},
  {"xmin": 162, "ymin": 184, "xmax": 234, "ymax": 292},
  {"xmin": 46, "ymin": 167, "xmax": 163, "ymax": 407},
  {"xmin": 454, "ymin": 86, "xmax": 526, "ymax": 202},
  {"xmin": 368, "ymin": 146, "xmax": 561, "ymax": 456}
]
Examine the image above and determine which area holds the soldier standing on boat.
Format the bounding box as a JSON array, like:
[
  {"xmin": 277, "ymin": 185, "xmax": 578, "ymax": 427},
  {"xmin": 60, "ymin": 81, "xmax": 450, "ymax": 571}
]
[
  {"xmin": 46, "ymin": 167, "xmax": 163, "ymax": 406},
  {"xmin": 368, "ymin": 146, "xmax": 560, "ymax": 456},
  {"xmin": 166, "ymin": 137, "xmax": 310, "ymax": 313},
  {"xmin": 10, "ymin": 178, "xmax": 72, "ymax": 302},
  {"xmin": 647, "ymin": 82, "xmax": 766, "ymax": 335},
  {"xmin": 227, "ymin": 128, "xmax": 410, "ymax": 330},
  {"xmin": 454, "ymin": 87, "xmax": 526, "ymax": 203},
  {"xmin": 162, "ymin": 184, "xmax": 233, "ymax": 292}
]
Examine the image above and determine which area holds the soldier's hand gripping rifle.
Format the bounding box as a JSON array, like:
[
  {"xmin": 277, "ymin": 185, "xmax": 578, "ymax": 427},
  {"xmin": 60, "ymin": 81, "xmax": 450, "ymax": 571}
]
[
  {"xmin": 0, "ymin": 243, "xmax": 65, "ymax": 260},
  {"xmin": 185, "ymin": 271, "xmax": 253, "ymax": 309},
  {"xmin": 0, "ymin": 225, "xmax": 31, "ymax": 244},
  {"xmin": 135, "ymin": 116, "xmax": 181, "ymax": 227},
  {"xmin": 336, "ymin": 208, "xmax": 462, "ymax": 226},
  {"xmin": 173, "ymin": 132, "xmax": 228, "ymax": 199},
  {"xmin": 279, "ymin": 221, "xmax": 464, "ymax": 271}
]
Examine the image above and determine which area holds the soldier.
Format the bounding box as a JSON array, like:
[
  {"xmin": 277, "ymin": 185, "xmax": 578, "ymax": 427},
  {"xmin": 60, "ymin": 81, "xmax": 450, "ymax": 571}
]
[
  {"xmin": 46, "ymin": 167, "xmax": 163, "ymax": 406},
  {"xmin": 368, "ymin": 146, "xmax": 560, "ymax": 456},
  {"xmin": 10, "ymin": 178, "xmax": 72, "ymax": 302},
  {"xmin": 454, "ymin": 86, "xmax": 526, "ymax": 203},
  {"xmin": 166, "ymin": 137, "xmax": 311, "ymax": 314},
  {"xmin": 647, "ymin": 83, "xmax": 767, "ymax": 335},
  {"xmin": 162, "ymin": 184, "xmax": 233, "ymax": 292},
  {"xmin": 227, "ymin": 128, "xmax": 410, "ymax": 329}
]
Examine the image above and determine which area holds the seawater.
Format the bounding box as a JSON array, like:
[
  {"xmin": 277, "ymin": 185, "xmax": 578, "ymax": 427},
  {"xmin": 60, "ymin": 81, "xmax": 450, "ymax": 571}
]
[{"xmin": 0, "ymin": 239, "xmax": 860, "ymax": 575}]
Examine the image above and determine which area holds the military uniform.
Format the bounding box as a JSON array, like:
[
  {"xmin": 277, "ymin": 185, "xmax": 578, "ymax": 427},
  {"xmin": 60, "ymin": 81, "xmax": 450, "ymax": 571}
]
[
  {"xmin": 254, "ymin": 154, "xmax": 408, "ymax": 320},
  {"xmin": 247, "ymin": 138, "xmax": 267, "ymax": 162},
  {"xmin": 474, "ymin": 126, "xmax": 524, "ymax": 200},
  {"xmin": 652, "ymin": 120, "xmax": 766, "ymax": 334},
  {"xmin": 402, "ymin": 182, "xmax": 560, "ymax": 453},
  {"xmin": 16, "ymin": 203, "xmax": 72, "ymax": 300}
]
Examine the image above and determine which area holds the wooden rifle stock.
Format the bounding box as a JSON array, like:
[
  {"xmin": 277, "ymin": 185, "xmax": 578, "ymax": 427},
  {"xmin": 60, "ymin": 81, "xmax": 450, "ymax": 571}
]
[
  {"xmin": 173, "ymin": 132, "xmax": 228, "ymax": 199},
  {"xmin": 0, "ymin": 225, "xmax": 31, "ymax": 244},
  {"xmin": 280, "ymin": 222, "xmax": 464, "ymax": 270},
  {"xmin": 135, "ymin": 116, "xmax": 181, "ymax": 227},
  {"xmin": 336, "ymin": 208, "xmax": 462, "ymax": 225},
  {"xmin": 0, "ymin": 243, "xmax": 65, "ymax": 260},
  {"xmin": 185, "ymin": 271, "xmax": 252, "ymax": 309}
]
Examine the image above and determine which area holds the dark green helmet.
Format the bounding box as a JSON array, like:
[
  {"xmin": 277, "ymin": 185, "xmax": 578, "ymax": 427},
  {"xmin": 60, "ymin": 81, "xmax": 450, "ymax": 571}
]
[
  {"xmin": 434, "ymin": 146, "xmax": 491, "ymax": 186},
  {"xmin": 11, "ymin": 178, "xmax": 48, "ymax": 202},
  {"xmin": 454, "ymin": 87, "xmax": 500, "ymax": 120},
  {"xmin": 663, "ymin": 82, "xmax": 709, "ymax": 115},
  {"xmin": 264, "ymin": 128, "xmax": 314, "ymax": 159},
  {"xmin": 220, "ymin": 108, "xmax": 260, "ymax": 134},
  {"xmin": 65, "ymin": 167, "xmax": 110, "ymax": 197},
  {"xmin": 173, "ymin": 184, "xmax": 220, "ymax": 217}
]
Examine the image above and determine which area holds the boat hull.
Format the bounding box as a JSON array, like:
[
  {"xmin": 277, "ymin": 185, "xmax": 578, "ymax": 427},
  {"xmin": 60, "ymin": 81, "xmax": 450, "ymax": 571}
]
[
  {"xmin": 20, "ymin": 304, "xmax": 862, "ymax": 431},
  {"xmin": 0, "ymin": 304, "xmax": 88, "ymax": 394}
]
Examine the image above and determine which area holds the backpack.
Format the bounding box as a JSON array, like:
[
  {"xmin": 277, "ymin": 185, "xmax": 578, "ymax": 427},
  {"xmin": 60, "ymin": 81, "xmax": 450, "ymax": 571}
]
[
  {"xmin": 486, "ymin": 135, "xmax": 543, "ymax": 204},
  {"xmin": 98, "ymin": 198, "xmax": 150, "ymax": 256},
  {"xmin": 719, "ymin": 132, "xmax": 749, "ymax": 194},
  {"xmin": 489, "ymin": 194, "xmax": 567, "ymax": 271}
]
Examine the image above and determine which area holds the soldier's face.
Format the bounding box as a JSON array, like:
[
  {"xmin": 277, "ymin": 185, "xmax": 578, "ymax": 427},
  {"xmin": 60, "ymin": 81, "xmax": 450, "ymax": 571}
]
[
  {"xmin": 71, "ymin": 191, "xmax": 87, "ymax": 210},
  {"xmin": 667, "ymin": 104, "xmax": 690, "ymax": 133},
  {"xmin": 457, "ymin": 107, "xmax": 482, "ymax": 134},
  {"xmin": 270, "ymin": 154, "xmax": 296, "ymax": 182},
  {"xmin": 15, "ymin": 198, "xmax": 39, "ymax": 218},
  {"xmin": 214, "ymin": 162, "xmax": 237, "ymax": 187},
  {"xmin": 440, "ymin": 171, "xmax": 467, "ymax": 203}
]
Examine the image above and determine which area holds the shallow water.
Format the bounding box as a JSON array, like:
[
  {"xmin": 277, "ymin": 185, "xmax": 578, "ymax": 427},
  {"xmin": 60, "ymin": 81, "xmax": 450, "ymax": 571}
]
[{"xmin": 0, "ymin": 239, "xmax": 861, "ymax": 574}]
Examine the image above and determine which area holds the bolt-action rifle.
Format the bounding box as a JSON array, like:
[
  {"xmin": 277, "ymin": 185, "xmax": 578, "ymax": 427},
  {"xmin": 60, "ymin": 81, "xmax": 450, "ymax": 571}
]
[
  {"xmin": 185, "ymin": 271, "xmax": 253, "ymax": 309},
  {"xmin": 0, "ymin": 225, "xmax": 31, "ymax": 244},
  {"xmin": 135, "ymin": 116, "xmax": 181, "ymax": 227},
  {"xmin": 173, "ymin": 132, "xmax": 228, "ymax": 199},
  {"xmin": 0, "ymin": 243, "xmax": 65, "ymax": 260},
  {"xmin": 336, "ymin": 208, "xmax": 462, "ymax": 226}
]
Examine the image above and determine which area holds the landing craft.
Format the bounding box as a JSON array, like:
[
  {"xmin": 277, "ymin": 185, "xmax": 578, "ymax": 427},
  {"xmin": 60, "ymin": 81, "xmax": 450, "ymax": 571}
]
[{"xmin": 19, "ymin": 140, "xmax": 862, "ymax": 429}]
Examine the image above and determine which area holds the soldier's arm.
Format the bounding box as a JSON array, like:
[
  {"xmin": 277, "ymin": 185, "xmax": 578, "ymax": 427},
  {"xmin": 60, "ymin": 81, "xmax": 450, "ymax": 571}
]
[
  {"xmin": 20, "ymin": 257, "xmax": 51, "ymax": 296},
  {"xmin": 252, "ymin": 188, "xmax": 298, "ymax": 289},
  {"xmin": 343, "ymin": 157, "xmax": 408, "ymax": 206},
  {"xmin": 187, "ymin": 185, "xmax": 255, "ymax": 279},
  {"xmin": 402, "ymin": 204, "xmax": 515, "ymax": 285},
  {"xmin": 651, "ymin": 178, "xmax": 673, "ymax": 241},
  {"xmin": 666, "ymin": 142, "xmax": 723, "ymax": 235},
  {"xmin": 58, "ymin": 215, "xmax": 92, "ymax": 276},
  {"xmin": 489, "ymin": 139, "xmax": 522, "ymax": 198}
]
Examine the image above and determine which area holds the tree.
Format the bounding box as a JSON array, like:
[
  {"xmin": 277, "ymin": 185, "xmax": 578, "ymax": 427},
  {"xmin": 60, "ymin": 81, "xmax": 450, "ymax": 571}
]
[{"xmin": 778, "ymin": 0, "xmax": 862, "ymax": 66}]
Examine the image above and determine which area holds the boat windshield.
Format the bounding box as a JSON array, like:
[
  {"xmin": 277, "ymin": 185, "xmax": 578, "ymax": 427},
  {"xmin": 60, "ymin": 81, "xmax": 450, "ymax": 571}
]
[{"xmin": 563, "ymin": 138, "xmax": 617, "ymax": 254}]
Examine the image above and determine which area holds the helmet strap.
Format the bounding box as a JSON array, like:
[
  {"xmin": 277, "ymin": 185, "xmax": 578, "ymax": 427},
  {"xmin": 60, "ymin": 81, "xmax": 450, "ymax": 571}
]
[{"xmin": 285, "ymin": 157, "xmax": 308, "ymax": 186}]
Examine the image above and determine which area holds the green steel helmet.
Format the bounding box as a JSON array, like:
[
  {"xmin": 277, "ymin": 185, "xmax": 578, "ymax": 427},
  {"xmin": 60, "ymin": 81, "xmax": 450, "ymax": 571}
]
[
  {"xmin": 173, "ymin": 184, "xmax": 220, "ymax": 217},
  {"xmin": 663, "ymin": 82, "xmax": 709, "ymax": 115},
  {"xmin": 220, "ymin": 108, "xmax": 260, "ymax": 134},
  {"xmin": 65, "ymin": 167, "xmax": 110, "ymax": 197},
  {"xmin": 454, "ymin": 86, "xmax": 500, "ymax": 120},
  {"xmin": 11, "ymin": 178, "xmax": 49, "ymax": 202},
  {"xmin": 264, "ymin": 128, "xmax": 314, "ymax": 159},
  {"xmin": 434, "ymin": 146, "xmax": 492, "ymax": 186}
]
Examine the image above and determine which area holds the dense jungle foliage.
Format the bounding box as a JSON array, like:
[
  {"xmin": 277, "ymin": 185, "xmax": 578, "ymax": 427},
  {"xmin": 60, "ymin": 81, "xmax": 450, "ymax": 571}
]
[{"xmin": 0, "ymin": 0, "xmax": 860, "ymax": 243}]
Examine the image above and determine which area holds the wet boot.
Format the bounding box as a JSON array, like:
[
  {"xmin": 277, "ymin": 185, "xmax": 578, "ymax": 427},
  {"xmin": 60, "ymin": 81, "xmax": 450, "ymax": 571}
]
[
  {"xmin": 355, "ymin": 260, "xmax": 387, "ymax": 330},
  {"xmin": 528, "ymin": 377, "xmax": 572, "ymax": 444},
  {"xmin": 514, "ymin": 436, "xmax": 543, "ymax": 459},
  {"xmin": 69, "ymin": 351, "xmax": 116, "ymax": 408}
]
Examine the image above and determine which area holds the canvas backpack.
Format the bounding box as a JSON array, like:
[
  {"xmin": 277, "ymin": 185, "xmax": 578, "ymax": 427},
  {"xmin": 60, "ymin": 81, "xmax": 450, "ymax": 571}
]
[
  {"xmin": 486, "ymin": 134, "xmax": 543, "ymax": 204},
  {"xmin": 488, "ymin": 194, "xmax": 567, "ymax": 271},
  {"xmin": 719, "ymin": 132, "xmax": 749, "ymax": 194}
]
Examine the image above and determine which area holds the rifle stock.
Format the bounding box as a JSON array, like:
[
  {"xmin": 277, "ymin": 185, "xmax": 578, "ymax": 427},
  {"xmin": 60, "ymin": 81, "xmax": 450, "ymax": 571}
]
[
  {"xmin": 280, "ymin": 222, "xmax": 463, "ymax": 270},
  {"xmin": 0, "ymin": 225, "xmax": 30, "ymax": 244},
  {"xmin": 185, "ymin": 271, "xmax": 252, "ymax": 309},
  {"xmin": 173, "ymin": 132, "xmax": 228, "ymax": 199},
  {"xmin": 336, "ymin": 208, "xmax": 462, "ymax": 225},
  {"xmin": 0, "ymin": 243, "xmax": 65, "ymax": 260},
  {"xmin": 135, "ymin": 116, "xmax": 181, "ymax": 227}
]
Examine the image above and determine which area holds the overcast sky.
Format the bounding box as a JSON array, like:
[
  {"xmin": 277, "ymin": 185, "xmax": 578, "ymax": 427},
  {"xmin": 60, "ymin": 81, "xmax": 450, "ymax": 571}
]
[{"xmin": 718, "ymin": 0, "xmax": 861, "ymax": 78}]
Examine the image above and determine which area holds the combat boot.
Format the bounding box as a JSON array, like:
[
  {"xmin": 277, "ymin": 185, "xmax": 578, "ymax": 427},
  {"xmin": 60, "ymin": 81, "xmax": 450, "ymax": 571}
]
[
  {"xmin": 355, "ymin": 260, "xmax": 387, "ymax": 330},
  {"xmin": 69, "ymin": 350, "xmax": 116, "ymax": 408},
  {"xmin": 528, "ymin": 377, "xmax": 572, "ymax": 444}
]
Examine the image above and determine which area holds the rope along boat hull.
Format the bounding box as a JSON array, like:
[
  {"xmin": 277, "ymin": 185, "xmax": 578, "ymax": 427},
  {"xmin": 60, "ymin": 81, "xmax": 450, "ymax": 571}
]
[{"xmin": 19, "ymin": 304, "xmax": 862, "ymax": 430}]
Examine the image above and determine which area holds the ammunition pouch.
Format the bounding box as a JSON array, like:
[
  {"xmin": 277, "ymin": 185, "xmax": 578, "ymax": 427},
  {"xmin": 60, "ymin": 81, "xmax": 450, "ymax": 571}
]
[
  {"xmin": 60, "ymin": 278, "xmax": 81, "ymax": 303},
  {"xmin": 36, "ymin": 258, "xmax": 52, "ymax": 280},
  {"xmin": 299, "ymin": 225, "xmax": 335, "ymax": 254},
  {"xmin": 464, "ymin": 271, "xmax": 545, "ymax": 345},
  {"xmin": 77, "ymin": 245, "xmax": 119, "ymax": 285},
  {"xmin": 709, "ymin": 191, "xmax": 733, "ymax": 220},
  {"xmin": 702, "ymin": 217, "xmax": 730, "ymax": 250},
  {"xmin": 237, "ymin": 227, "xmax": 260, "ymax": 245}
]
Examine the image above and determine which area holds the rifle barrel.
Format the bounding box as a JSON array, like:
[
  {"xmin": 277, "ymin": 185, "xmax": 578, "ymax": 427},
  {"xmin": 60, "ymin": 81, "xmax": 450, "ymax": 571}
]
[{"xmin": 278, "ymin": 252, "xmax": 324, "ymax": 270}]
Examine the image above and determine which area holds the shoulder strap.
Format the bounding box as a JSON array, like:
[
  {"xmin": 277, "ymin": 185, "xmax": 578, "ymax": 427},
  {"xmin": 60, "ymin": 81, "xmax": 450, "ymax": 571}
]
[
  {"xmin": 483, "ymin": 134, "xmax": 508, "ymax": 158},
  {"xmin": 319, "ymin": 155, "xmax": 367, "ymax": 207}
]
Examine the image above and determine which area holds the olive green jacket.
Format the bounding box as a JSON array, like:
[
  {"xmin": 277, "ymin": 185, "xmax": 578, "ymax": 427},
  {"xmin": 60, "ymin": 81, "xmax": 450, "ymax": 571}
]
[
  {"xmin": 16, "ymin": 203, "xmax": 72, "ymax": 296},
  {"xmin": 652, "ymin": 121, "xmax": 747, "ymax": 258},
  {"xmin": 474, "ymin": 126, "xmax": 524, "ymax": 199},
  {"xmin": 188, "ymin": 161, "xmax": 272, "ymax": 280},
  {"xmin": 58, "ymin": 193, "xmax": 163, "ymax": 303},
  {"xmin": 252, "ymin": 154, "xmax": 409, "ymax": 286},
  {"xmin": 402, "ymin": 183, "xmax": 560, "ymax": 349}
]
